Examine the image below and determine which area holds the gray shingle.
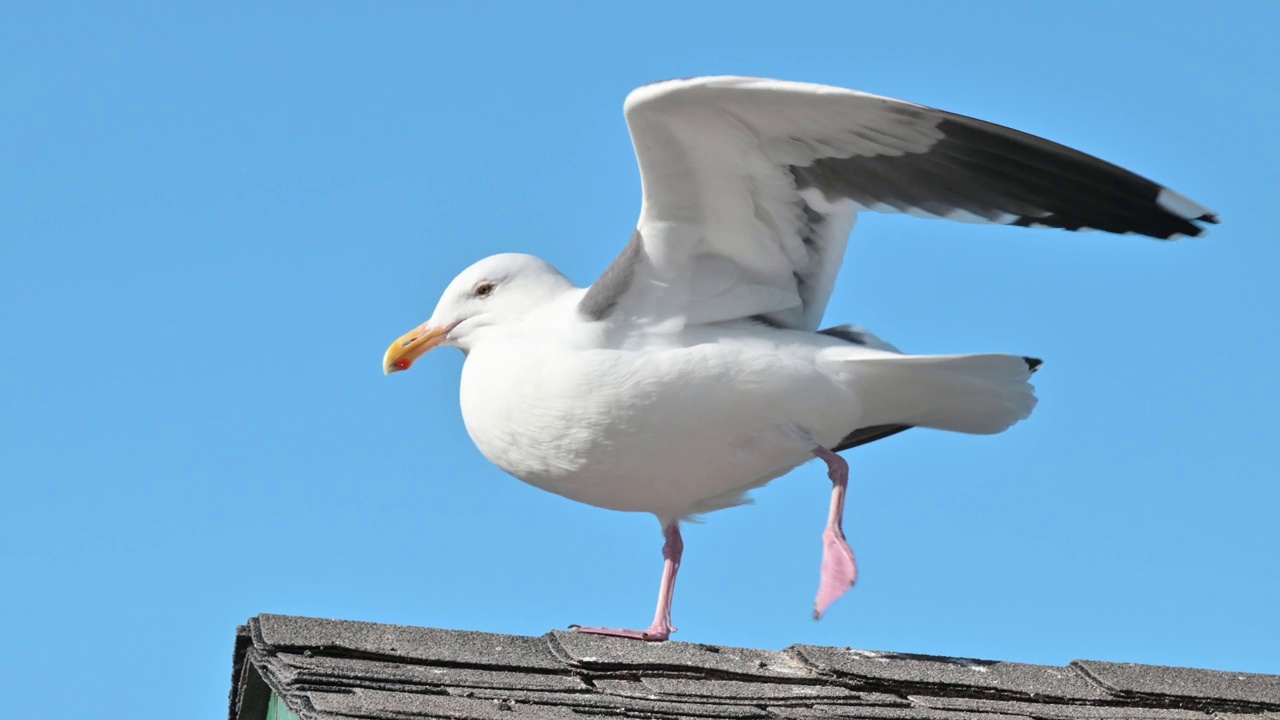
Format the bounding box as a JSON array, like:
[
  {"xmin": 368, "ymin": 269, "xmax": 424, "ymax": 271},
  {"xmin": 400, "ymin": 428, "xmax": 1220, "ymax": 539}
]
[
  {"xmin": 590, "ymin": 676, "xmax": 861, "ymax": 703},
  {"xmin": 445, "ymin": 685, "xmax": 773, "ymax": 718},
  {"xmin": 304, "ymin": 688, "xmax": 581, "ymax": 720},
  {"xmin": 253, "ymin": 615, "xmax": 562, "ymax": 671},
  {"xmin": 1074, "ymin": 661, "xmax": 1280, "ymax": 707},
  {"xmin": 273, "ymin": 653, "xmax": 586, "ymax": 693},
  {"xmin": 550, "ymin": 629, "xmax": 809, "ymax": 679},
  {"xmin": 791, "ymin": 646, "xmax": 1109, "ymax": 701},
  {"xmin": 912, "ymin": 695, "xmax": 1216, "ymax": 719},
  {"xmin": 766, "ymin": 705, "xmax": 1034, "ymax": 719}
]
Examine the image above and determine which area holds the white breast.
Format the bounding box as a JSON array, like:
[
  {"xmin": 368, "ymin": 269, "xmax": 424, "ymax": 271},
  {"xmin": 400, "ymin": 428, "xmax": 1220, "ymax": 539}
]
[{"xmin": 457, "ymin": 325, "xmax": 859, "ymax": 522}]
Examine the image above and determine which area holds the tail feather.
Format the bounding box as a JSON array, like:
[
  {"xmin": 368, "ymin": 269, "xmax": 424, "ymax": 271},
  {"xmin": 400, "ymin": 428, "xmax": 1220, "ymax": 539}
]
[{"xmin": 820, "ymin": 350, "xmax": 1040, "ymax": 437}]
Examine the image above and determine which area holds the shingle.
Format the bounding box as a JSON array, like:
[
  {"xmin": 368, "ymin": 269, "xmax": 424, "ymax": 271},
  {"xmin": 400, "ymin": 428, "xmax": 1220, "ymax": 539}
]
[
  {"xmin": 1074, "ymin": 661, "xmax": 1280, "ymax": 707},
  {"xmin": 252, "ymin": 615, "xmax": 562, "ymax": 671},
  {"xmin": 304, "ymin": 688, "xmax": 581, "ymax": 720},
  {"xmin": 812, "ymin": 693, "xmax": 916, "ymax": 709},
  {"xmin": 590, "ymin": 677, "xmax": 861, "ymax": 703},
  {"xmin": 549, "ymin": 630, "xmax": 810, "ymax": 679},
  {"xmin": 273, "ymin": 653, "xmax": 585, "ymax": 693},
  {"xmin": 912, "ymin": 695, "xmax": 1215, "ymax": 719},
  {"xmin": 443, "ymin": 686, "xmax": 772, "ymax": 718},
  {"xmin": 791, "ymin": 646, "xmax": 1109, "ymax": 701},
  {"xmin": 766, "ymin": 704, "xmax": 1034, "ymax": 719}
]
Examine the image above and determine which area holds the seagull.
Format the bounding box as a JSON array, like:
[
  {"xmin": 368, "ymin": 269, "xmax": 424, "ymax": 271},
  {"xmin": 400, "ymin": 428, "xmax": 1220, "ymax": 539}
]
[{"xmin": 383, "ymin": 77, "xmax": 1217, "ymax": 641}]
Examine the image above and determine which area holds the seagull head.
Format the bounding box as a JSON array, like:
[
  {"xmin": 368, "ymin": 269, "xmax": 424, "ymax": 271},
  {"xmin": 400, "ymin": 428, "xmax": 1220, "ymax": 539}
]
[{"xmin": 383, "ymin": 253, "xmax": 573, "ymax": 374}]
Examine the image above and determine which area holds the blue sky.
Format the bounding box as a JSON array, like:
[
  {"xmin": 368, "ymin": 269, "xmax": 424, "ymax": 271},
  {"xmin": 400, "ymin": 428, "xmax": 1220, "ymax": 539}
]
[{"xmin": 3, "ymin": 2, "xmax": 1277, "ymax": 717}]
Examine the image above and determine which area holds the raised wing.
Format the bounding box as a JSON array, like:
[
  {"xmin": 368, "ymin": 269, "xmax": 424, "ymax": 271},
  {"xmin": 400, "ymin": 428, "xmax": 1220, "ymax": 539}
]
[{"xmin": 579, "ymin": 77, "xmax": 1217, "ymax": 331}]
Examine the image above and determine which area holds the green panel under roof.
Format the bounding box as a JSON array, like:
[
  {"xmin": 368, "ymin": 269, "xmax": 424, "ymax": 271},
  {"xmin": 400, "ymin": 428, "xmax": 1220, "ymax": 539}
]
[{"xmin": 266, "ymin": 692, "xmax": 300, "ymax": 720}]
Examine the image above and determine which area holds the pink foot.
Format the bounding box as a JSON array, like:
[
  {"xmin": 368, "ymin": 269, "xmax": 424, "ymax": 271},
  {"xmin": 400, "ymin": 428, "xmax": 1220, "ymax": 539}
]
[
  {"xmin": 814, "ymin": 526, "xmax": 857, "ymax": 619},
  {"xmin": 570, "ymin": 624, "xmax": 673, "ymax": 642},
  {"xmin": 811, "ymin": 445, "xmax": 858, "ymax": 620}
]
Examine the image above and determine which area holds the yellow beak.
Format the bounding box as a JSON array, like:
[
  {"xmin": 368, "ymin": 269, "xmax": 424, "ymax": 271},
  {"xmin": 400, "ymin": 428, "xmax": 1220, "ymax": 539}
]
[{"xmin": 383, "ymin": 322, "xmax": 455, "ymax": 375}]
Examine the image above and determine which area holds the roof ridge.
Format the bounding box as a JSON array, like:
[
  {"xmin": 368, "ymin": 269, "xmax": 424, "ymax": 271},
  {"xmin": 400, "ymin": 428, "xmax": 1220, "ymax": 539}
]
[{"xmin": 231, "ymin": 614, "xmax": 1280, "ymax": 720}]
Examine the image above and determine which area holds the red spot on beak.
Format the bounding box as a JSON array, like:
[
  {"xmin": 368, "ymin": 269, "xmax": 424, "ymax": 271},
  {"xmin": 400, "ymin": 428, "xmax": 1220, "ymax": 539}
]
[{"xmin": 393, "ymin": 359, "xmax": 411, "ymax": 371}]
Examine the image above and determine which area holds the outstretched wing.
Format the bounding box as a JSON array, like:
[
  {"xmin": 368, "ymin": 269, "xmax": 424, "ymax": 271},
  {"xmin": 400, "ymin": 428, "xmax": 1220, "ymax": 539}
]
[{"xmin": 579, "ymin": 76, "xmax": 1217, "ymax": 330}]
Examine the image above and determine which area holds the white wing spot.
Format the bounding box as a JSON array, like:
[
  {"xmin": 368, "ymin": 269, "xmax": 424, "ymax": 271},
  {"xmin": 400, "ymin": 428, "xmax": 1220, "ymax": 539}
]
[{"xmin": 1156, "ymin": 187, "xmax": 1211, "ymax": 220}]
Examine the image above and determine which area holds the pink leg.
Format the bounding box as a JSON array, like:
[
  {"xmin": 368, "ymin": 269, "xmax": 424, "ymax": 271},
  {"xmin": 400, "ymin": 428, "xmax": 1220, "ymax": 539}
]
[
  {"xmin": 812, "ymin": 446, "xmax": 857, "ymax": 619},
  {"xmin": 572, "ymin": 522, "xmax": 682, "ymax": 642}
]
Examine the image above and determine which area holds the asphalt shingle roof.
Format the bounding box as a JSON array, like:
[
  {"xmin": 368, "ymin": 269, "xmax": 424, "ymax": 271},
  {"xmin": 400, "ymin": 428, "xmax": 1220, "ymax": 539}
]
[{"xmin": 230, "ymin": 614, "xmax": 1280, "ymax": 720}]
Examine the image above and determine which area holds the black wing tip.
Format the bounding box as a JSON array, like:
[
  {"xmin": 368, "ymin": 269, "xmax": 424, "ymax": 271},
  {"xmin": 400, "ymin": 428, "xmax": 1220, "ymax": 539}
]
[
  {"xmin": 1009, "ymin": 208, "xmax": 1218, "ymax": 240},
  {"xmin": 1024, "ymin": 356, "xmax": 1044, "ymax": 373},
  {"xmin": 1156, "ymin": 189, "xmax": 1219, "ymax": 238},
  {"xmin": 1170, "ymin": 210, "xmax": 1220, "ymax": 240}
]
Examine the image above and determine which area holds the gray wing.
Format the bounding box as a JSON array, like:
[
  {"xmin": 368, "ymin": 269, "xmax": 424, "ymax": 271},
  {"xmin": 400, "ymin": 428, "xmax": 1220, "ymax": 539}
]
[{"xmin": 580, "ymin": 77, "xmax": 1217, "ymax": 329}]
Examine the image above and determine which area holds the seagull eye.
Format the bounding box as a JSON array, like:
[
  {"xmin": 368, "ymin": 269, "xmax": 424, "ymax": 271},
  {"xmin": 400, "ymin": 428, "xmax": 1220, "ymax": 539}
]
[{"xmin": 473, "ymin": 281, "xmax": 496, "ymax": 298}]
